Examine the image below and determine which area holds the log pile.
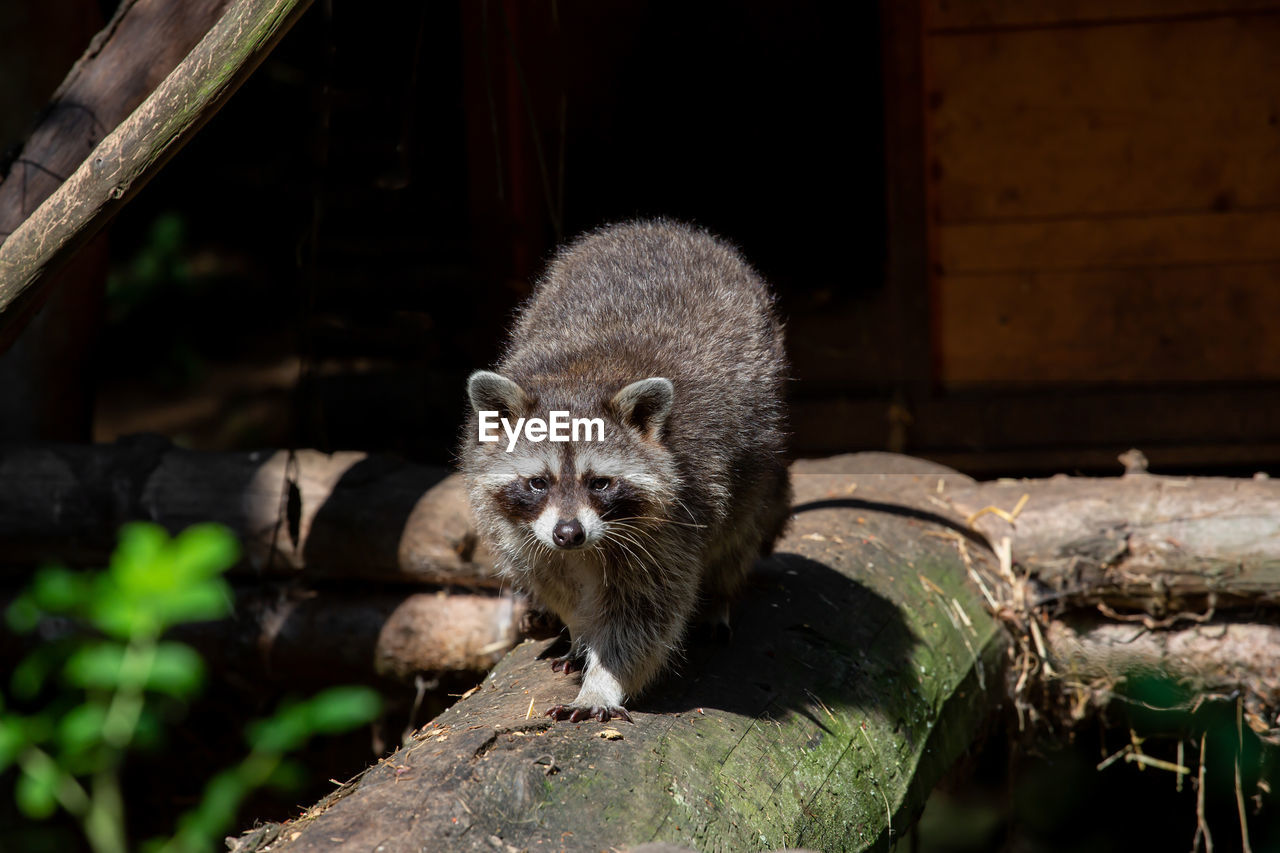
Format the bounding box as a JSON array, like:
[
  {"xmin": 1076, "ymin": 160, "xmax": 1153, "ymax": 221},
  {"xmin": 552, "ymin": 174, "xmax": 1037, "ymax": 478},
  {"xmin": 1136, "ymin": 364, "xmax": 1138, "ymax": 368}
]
[{"xmin": 4, "ymin": 441, "xmax": 1277, "ymax": 849}]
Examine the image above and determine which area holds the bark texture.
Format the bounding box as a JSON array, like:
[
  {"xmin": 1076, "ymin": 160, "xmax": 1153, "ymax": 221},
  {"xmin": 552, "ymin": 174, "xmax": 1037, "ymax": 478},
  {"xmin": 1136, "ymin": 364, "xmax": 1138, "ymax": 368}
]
[
  {"xmin": 0, "ymin": 0, "xmax": 231, "ymax": 244},
  {"xmin": 0, "ymin": 0, "xmax": 312, "ymax": 350}
]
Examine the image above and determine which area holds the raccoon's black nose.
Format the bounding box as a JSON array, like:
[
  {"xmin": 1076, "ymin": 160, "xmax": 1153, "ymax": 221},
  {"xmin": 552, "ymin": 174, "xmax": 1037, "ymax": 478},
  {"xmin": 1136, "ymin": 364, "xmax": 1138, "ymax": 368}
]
[{"xmin": 552, "ymin": 519, "xmax": 585, "ymax": 548}]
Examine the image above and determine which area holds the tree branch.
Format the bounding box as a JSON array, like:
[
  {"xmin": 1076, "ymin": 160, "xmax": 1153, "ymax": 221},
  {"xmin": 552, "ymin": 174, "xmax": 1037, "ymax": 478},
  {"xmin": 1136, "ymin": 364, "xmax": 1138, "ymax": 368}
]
[{"xmin": 0, "ymin": 0, "xmax": 313, "ymax": 351}]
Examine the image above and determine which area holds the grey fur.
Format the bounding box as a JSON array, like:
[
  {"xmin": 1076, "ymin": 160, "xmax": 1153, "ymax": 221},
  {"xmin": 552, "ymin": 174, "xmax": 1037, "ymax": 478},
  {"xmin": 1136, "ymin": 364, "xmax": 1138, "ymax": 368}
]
[{"xmin": 461, "ymin": 219, "xmax": 791, "ymax": 722}]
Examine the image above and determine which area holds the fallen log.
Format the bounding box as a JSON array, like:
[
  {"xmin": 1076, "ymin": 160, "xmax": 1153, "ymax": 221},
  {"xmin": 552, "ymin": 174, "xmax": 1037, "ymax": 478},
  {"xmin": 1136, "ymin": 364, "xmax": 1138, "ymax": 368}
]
[
  {"xmin": 789, "ymin": 454, "xmax": 1280, "ymax": 738},
  {"xmin": 945, "ymin": 469, "xmax": 1280, "ymax": 613},
  {"xmin": 0, "ymin": 437, "xmax": 493, "ymax": 587},
  {"xmin": 182, "ymin": 587, "xmax": 524, "ymax": 683},
  {"xmin": 235, "ymin": 453, "xmax": 1007, "ymax": 852},
  {"xmin": 4, "ymin": 443, "xmax": 1277, "ymax": 728},
  {"xmin": 0, "ymin": 585, "xmax": 523, "ymax": 688}
]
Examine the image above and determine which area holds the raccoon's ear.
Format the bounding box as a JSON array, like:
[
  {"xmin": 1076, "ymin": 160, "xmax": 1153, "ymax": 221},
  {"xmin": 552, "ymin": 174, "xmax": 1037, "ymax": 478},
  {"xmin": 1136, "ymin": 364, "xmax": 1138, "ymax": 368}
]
[
  {"xmin": 612, "ymin": 377, "xmax": 674, "ymax": 441},
  {"xmin": 467, "ymin": 370, "xmax": 528, "ymax": 418}
]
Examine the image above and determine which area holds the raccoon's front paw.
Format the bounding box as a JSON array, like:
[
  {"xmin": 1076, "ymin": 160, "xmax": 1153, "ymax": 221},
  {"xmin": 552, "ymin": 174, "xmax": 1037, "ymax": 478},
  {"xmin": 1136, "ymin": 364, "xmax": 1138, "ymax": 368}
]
[
  {"xmin": 545, "ymin": 703, "xmax": 633, "ymax": 723},
  {"xmin": 549, "ymin": 655, "xmax": 582, "ymax": 674}
]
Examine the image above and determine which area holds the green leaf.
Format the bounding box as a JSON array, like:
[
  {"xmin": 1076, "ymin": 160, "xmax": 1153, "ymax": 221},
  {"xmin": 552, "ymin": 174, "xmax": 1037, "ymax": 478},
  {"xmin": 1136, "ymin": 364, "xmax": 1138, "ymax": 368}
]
[
  {"xmin": 29, "ymin": 565, "xmax": 91, "ymax": 613},
  {"xmin": 16, "ymin": 763, "xmax": 58, "ymax": 819},
  {"xmin": 147, "ymin": 642, "xmax": 206, "ymax": 698},
  {"xmin": 180, "ymin": 766, "xmax": 248, "ymax": 841},
  {"xmin": 169, "ymin": 524, "xmax": 240, "ymax": 581},
  {"xmin": 109, "ymin": 523, "xmax": 169, "ymax": 585},
  {"xmin": 63, "ymin": 643, "xmax": 127, "ymax": 690},
  {"xmin": 151, "ymin": 580, "xmax": 234, "ymax": 628},
  {"xmin": 109, "ymin": 523, "xmax": 238, "ymax": 595},
  {"xmin": 88, "ymin": 588, "xmax": 156, "ymax": 640},
  {"xmin": 89, "ymin": 580, "xmax": 232, "ymax": 640},
  {"xmin": 18, "ymin": 714, "xmax": 55, "ymax": 746},
  {"xmin": 6, "ymin": 593, "xmax": 42, "ymax": 633},
  {"xmin": 132, "ymin": 707, "xmax": 164, "ymax": 751},
  {"xmin": 92, "ymin": 523, "xmax": 237, "ymax": 637},
  {"xmin": 63, "ymin": 641, "xmax": 206, "ymax": 699},
  {"xmin": 11, "ymin": 645, "xmax": 61, "ymax": 699},
  {"xmin": 151, "ymin": 211, "xmax": 186, "ymax": 254},
  {"xmin": 246, "ymin": 703, "xmax": 311, "ymax": 753},
  {"xmin": 0, "ymin": 717, "xmax": 28, "ymax": 773},
  {"xmin": 58, "ymin": 703, "xmax": 108, "ymax": 757},
  {"xmin": 306, "ymin": 687, "xmax": 382, "ymax": 734},
  {"xmin": 265, "ymin": 758, "xmax": 306, "ymax": 792},
  {"xmin": 246, "ymin": 688, "xmax": 381, "ymax": 754}
]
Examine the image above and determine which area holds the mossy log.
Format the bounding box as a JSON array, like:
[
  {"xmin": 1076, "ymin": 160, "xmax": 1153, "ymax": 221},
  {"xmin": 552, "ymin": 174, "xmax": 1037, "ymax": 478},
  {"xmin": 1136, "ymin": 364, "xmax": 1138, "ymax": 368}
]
[{"xmin": 236, "ymin": 455, "xmax": 1006, "ymax": 853}]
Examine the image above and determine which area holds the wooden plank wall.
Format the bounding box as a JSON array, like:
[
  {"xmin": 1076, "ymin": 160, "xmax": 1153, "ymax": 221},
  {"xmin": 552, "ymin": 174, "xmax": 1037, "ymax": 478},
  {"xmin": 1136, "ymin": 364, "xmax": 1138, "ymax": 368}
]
[{"xmin": 925, "ymin": 1, "xmax": 1280, "ymax": 384}]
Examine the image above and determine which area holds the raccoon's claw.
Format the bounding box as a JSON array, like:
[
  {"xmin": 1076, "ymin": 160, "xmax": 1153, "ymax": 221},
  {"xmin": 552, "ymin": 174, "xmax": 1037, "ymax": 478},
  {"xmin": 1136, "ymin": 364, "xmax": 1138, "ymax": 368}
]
[
  {"xmin": 549, "ymin": 655, "xmax": 582, "ymax": 674},
  {"xmin": 545, "ymin": 704, "xmax": 633, "ymax": 724}
]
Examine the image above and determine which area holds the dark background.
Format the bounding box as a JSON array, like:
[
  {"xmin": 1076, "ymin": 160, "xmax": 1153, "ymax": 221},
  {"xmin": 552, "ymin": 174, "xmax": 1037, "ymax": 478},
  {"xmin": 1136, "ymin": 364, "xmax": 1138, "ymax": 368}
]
[
  {"xmin": 88, "ymin": 0, "xmax": 892, "ymax": 468},
  {"xmin": 8, "ymin": 2, "xmax": 1277, "ymax": 476}
]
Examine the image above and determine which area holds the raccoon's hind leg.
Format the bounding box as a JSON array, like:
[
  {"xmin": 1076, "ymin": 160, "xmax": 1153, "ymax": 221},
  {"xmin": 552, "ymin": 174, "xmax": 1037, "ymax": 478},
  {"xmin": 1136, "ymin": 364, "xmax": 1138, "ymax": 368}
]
[
  {"xmin": 757, "ymin": 461, "xmax": 793, "ymax": 556},
  {"xmin": 700, "ymin": 462, "xmax": 793, "ymax": 630},
  {"xmin": 698, "ymin": 536, "xmax": 758, "ymax": 635}
]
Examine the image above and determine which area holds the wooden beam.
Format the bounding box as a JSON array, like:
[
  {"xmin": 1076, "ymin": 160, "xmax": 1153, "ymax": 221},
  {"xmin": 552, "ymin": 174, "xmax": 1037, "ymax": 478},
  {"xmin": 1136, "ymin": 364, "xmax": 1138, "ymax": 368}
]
[
  {"xmin": 0, "ymin": 0, "xmax": 313, "ymax": 352},
  {"xmin": 0, "ymin": 0, "xmax": 232, "ymax": 243}
]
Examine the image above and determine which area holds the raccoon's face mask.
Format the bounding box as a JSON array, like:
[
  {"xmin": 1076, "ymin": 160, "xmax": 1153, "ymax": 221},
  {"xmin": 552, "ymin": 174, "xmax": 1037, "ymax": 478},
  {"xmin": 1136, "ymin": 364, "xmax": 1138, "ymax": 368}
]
[{"xmin": 465, "ymin": 371, "xmax": 681, "ymax": 555}]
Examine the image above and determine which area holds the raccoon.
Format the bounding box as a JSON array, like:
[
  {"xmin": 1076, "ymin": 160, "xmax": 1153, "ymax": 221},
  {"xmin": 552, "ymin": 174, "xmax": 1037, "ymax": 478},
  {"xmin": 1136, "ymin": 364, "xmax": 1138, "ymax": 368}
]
[{"xmin": 462, "ymin": 219, "xmax": 791, "ymax": 722}]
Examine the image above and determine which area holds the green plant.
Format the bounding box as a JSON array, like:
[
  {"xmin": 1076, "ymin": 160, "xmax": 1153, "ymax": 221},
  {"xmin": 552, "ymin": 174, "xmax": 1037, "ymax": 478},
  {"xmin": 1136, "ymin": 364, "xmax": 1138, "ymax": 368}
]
[{"xmin": 1, "ymin": 522, "xmax": 382, "ymax": 853}]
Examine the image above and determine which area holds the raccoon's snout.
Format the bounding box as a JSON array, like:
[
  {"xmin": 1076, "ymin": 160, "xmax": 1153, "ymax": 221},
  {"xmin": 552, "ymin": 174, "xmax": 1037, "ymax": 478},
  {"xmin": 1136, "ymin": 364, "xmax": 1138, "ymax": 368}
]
[{"xmin": 552, "ymin": 519, "xmax": 586, "ymax": 549}]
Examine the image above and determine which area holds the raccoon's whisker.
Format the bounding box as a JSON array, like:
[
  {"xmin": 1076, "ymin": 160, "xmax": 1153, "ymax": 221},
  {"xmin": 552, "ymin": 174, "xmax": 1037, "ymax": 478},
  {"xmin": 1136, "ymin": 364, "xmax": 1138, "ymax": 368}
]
[
  {"xmin": 609, "ymin": 514, "xmax": 708, "ymax": 529},
  {"xmin": 603, "ymin": 532, "xmax": 652, "ymax": 580},
  {"xmin": 605, "ymin": 546, "xmax": 638, "ymax": 583},
  {"xmin": 588, "ymin": 543, "xmax": 610, "ymax": 588},
  {"xmin": 603, "ymin": 534, "xmax": 643, "ymax": 572},
  {"xmin": 604, "ymin": 529, "xmax": 660, "ymax": 579},
  {"xmin": 601, "ymin": 525, "xmax": 660, "ymax": 563},
  {"xmin": 602, "ymin": 518, "xmax": 663, "ymax": 539},
  {"xmin": 515, "ymin": 529, "xmax": 548, "ymax": 565},
  {"xmin": 604, "ymin": 522, "xmax": 669, "ymax": 566},
  {"xmin": 674, "ymin": 497, "xmax": 701, "ymax": 526}
]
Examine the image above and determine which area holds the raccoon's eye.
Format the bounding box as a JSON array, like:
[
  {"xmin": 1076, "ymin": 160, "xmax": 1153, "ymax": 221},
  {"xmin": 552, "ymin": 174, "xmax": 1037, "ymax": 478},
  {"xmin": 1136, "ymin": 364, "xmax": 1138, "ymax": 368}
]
[
  {"xmin": 588, "ymin": 477, "xmax": 611, "ymax": 492},
  {"xmin": 528, "ymin": 477, "xmax": 548, "ymax": 492}
]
